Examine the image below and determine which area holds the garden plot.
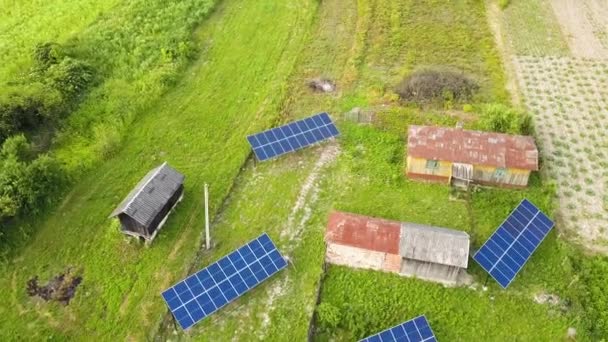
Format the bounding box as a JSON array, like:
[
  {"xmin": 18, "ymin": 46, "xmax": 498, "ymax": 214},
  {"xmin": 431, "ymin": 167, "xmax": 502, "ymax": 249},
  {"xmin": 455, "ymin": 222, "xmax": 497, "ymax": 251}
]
[{"xmin": 513, "ymin": 56, "xmax": 608, "ymax": 250}]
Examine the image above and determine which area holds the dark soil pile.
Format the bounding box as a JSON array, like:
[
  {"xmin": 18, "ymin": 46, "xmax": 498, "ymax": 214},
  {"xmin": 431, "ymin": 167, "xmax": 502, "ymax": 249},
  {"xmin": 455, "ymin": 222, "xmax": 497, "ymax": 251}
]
[{"xmin": 27, "ymin": 268, "xmax": 82, "ymax": 305}]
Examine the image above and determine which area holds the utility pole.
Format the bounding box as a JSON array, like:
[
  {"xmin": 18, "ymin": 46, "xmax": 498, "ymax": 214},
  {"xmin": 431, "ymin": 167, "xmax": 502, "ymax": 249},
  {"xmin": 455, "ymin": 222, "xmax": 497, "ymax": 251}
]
[{"xmin": 204, "ymin": 183, "xmax": 210, "ymax": 250}]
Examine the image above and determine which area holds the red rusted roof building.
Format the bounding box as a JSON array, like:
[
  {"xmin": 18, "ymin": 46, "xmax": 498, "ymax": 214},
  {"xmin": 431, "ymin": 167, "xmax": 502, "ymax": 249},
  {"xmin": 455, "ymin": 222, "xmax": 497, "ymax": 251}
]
[
  {"xmin": 406, "ymin": 125, "xmax": 539, "ymax": 188},
  {"xmin": 325, "ymin": 211, "xmax": 470, "ymax": 285}
]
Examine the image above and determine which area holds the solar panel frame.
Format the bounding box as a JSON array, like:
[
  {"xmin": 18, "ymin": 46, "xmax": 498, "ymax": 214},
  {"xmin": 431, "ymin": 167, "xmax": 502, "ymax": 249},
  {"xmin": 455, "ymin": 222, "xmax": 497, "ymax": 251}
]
[
  {"xmin": 473, "ymin": 199, "xmax": 554, "ymax": 289},
  {"xmin": 360, "ymin": 315, "xmax": 437, "ymax": 342},
  {"xmin": 161, "ymin": 233, "xmax": 288, "ymax": 330},
  {"xmin": 246, "ymin": 112, "xmax": 339, "ymax": 161}
]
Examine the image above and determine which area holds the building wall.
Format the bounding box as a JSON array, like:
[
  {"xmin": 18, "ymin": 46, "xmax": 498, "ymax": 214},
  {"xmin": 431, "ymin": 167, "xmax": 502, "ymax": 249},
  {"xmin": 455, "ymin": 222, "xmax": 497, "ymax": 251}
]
[
  {"xmin": 119, "ymin": 214, "xmax": 147, "ymax": 238},
  {"xmin": 472, "ymin": 164, "xmax": 530, "ymax": 187},
  {"xmin": 406, "ymin": 156, "xmax": 451, "ymax": 182},
  {"xmin": 326, "ymin": 243, "xmax": 401, "ymax": 273},
  {"xmin": 406, "ymin": 156, "xmax": 531, "ymax": 187},
  {"xmin": 400, "ymin": 258, "xmax": 462, "ymax": 284}
]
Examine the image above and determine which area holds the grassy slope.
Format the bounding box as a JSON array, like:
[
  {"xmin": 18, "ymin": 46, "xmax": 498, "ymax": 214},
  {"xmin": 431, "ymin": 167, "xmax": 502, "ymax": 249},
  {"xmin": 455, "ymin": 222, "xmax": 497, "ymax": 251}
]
[
  {"xmin": 0, "ymin": 0, "xmax": 318, "ymax": 340},
  {"xmin": 182, "ymin": 0, "xmax": 362, "ymax": 339},
  {"xmin": 0, "ymin": 0, "xmax": 122, "ymax": 85}
]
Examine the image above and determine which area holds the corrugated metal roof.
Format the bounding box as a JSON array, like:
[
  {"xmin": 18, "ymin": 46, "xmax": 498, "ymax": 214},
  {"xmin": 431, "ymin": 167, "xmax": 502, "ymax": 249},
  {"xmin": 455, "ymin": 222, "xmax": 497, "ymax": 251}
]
[
  {"xmin": 400, "ymin": 222, "xmax": 470, "ymax": 268},
  {"xmin": 109, "ymin": 162, "xmax": 185, "ymax": 227},
  {"xmin": 408, "ymin": 125, "xmax": 539, "ymax": 170},
  {"xmin": 325, "ymin": 211, "xmax": 401, "ymax": 254},
  {"xmin": 325, "ymin": 211, "xmax": 470, "ymax": 268}
]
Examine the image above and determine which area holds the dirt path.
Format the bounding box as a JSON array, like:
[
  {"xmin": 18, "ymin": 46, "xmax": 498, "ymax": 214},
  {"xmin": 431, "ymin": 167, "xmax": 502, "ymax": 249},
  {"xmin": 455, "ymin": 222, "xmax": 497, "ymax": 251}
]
[
  {"xmin": 551, "ymin": 0, "xmax": 608, "ymax": 59},
  {"xmin": 486, "ymin": 1, "xmax": 521, "ymax": 105}
]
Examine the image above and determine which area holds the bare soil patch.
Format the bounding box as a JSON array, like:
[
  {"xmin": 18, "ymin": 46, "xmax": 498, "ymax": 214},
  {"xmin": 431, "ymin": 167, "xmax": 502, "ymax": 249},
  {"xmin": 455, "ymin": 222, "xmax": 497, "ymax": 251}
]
[
  {"xmin": 27, "ymin": 268, "xmax": 83, "ymax": 305},
  {"xmin": 551, "ymin": 0, "xmax": 608, "ymax": 59}
]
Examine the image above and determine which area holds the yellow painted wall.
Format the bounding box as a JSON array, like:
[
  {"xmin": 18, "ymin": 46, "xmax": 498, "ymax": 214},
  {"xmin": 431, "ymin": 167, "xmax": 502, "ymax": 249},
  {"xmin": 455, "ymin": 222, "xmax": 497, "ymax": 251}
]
[
  {"xmin": 406, "ymin": 156, "xmax": 451, "ymax": 177},
  {"xmin": 406, "ymin": 155, "xmax": 531, "ymax": 186}
]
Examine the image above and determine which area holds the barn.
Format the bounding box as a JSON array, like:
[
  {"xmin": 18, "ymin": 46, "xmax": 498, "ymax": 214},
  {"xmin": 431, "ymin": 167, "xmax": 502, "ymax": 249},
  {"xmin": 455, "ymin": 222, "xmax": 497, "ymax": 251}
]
[
  {"xmin": 406, "ymin": 125, "xmax": 539, "ymax": 188},
  {"xmin": 325, "ymin": 211, "xmax": 471, "ymax": 285},
  {"xmin": 109, "ymin": 162, "xmax": 185, "ymax": 242}
]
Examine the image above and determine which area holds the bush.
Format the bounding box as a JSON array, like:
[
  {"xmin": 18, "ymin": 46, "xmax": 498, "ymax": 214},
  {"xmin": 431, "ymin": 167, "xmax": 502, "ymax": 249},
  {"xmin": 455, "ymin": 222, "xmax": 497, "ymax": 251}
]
[
  {"xmin": 498, "ymin": 0, "xmax": 511, "ymax": 10},
  {"xmin": 0, "ymin": 135, "xmax": 66, "ymax": 222},
  {"xmin": 395, "ymin": 68, "xmax": 479, "ymax": 104},
  {"xmin": 477, "ymin": 103, "xmax": 533, "ymax": 135},
  {"xmin": 46, "ymin": 57, "xmax": 95, "ymax": 97},
  {"xmin": 0, "ymin": 85, "xmax": 63, "ymax": 141},
  {"xmin": 33, "ymin": 42, "xmax": 65, "ymax": 71}
]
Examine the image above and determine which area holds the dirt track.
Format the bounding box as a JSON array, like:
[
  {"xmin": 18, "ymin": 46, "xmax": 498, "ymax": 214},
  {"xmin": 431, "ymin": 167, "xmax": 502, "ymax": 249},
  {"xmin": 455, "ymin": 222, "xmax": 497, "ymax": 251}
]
[{"xmin": 551, "ymin": 0, "xmax": 608, "ymax": 59}]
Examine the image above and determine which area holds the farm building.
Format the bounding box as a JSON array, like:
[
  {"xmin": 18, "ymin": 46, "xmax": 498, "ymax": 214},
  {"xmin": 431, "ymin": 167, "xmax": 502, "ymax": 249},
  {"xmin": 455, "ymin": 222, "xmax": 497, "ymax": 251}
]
[
  {"xmin": 325, "ymin": 211, "xmax": 471, "ymax": 285},
  {"xmin": 109, "ymin": 162, "xmax": 185, "ymax": 242},
  {"xmin": 406, "ymin": 125, "xmax": 539, "ymax": 188}
]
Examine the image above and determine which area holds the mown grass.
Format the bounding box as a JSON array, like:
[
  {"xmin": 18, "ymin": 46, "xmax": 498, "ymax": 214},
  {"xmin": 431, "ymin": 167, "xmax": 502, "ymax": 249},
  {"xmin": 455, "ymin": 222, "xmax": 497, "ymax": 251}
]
[
  {"xmin": 500, "ymin": 0, "xmax": 569, "ymax": 56},
  {"xmin": 0, "ymin": 0, "xmax": 319, "ymax": 339}
]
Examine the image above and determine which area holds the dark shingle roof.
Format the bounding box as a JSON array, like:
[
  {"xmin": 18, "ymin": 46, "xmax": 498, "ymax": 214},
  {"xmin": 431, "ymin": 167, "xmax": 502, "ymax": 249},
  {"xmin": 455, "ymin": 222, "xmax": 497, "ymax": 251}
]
[{"xmin": 109, "ymin": 162, "xmax": 185, "ymax": 227}]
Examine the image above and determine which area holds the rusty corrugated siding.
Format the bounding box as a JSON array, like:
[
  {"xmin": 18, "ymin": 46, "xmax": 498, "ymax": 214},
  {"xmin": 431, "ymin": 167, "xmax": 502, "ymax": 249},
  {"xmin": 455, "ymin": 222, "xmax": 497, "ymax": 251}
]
[
  {"xmin": 325, "ymin": 211, "xmax": 401, "ymax": 254},
  {"xmin": 407, "ymin": 125, "xmax": 538, "ymax": 171}
]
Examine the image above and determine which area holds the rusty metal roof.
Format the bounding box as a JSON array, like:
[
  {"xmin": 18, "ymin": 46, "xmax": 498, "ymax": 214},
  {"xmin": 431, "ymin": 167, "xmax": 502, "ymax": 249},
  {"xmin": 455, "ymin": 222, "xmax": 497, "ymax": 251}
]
[
  {"xmin": 325, "ymin": 211, "xmax": 401, "ymax": 254},
  {"xmin": 408, "ymin": 125, "xmax": 539, "ymax": 170}
]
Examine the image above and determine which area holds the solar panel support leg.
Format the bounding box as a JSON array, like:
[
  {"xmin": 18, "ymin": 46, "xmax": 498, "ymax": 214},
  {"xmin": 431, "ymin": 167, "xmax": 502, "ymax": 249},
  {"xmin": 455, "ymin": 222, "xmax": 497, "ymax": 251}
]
[
  {"xmin": 483, "ymin": 274, "xmax": 490, "ymax": 287},
  {"xmin": 204, "ymin": 183, "xmax": 210, "ymax": 250}
]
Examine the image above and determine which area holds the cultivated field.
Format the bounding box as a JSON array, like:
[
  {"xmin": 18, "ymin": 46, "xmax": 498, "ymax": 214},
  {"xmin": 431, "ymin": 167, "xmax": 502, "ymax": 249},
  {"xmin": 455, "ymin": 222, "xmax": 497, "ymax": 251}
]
[
  {"xmin": 1, "ymin": 0, "xmax": 607, "ymax": 341},
  {"xmin": 500, "ymin": 0, "xmax": 608, "ymax": 251},
  {"xmin": 514, "ymin": 57, "xmax": 608, "ymax": 249}
]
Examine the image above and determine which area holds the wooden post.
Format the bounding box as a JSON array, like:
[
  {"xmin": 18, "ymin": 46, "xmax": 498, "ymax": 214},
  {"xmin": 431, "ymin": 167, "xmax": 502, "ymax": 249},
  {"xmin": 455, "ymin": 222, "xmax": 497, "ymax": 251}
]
[{"xmin": 204, "ymin": 183, "xmax": 210, "ymax": 250}]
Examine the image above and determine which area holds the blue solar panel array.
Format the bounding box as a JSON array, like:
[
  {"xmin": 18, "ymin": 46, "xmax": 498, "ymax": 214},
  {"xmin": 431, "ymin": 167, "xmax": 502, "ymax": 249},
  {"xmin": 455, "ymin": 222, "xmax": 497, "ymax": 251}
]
[
  {"xmin": 360, "ymin": 315, "xmax": 437, "ymax": 342},
  {"xmin": 473, "ymin": 199, "xmax": 554, "ymax": 288},
  {"xmin": 161, "ymin": 233, "xmax": 288, "ymax": 330},
  {"xmin": 246, "ymin": 112, "xmax": 339, "ymax": 161}
]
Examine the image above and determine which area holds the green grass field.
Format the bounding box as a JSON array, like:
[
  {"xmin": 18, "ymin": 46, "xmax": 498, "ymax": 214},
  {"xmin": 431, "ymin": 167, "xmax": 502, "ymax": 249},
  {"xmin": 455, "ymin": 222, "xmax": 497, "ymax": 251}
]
[
  {"xmin": 1, "ymin": 0, "xmax": 607, "ymax": 340},
  {"xmin": 0, "ymin": 0, "xmax": 319, "ymax": 339}
]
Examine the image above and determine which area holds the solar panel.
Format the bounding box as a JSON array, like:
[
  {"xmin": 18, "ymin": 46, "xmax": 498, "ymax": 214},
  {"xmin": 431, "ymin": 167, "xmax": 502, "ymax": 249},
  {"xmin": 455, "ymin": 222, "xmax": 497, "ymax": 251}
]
[
  {"xmin": 360, "ymin": 315, "xmax": 437, "ymax": 342},
  {"xmin": 161, "ymin": 233, "xmax": 288, "ymax": 330},
  {"xmin": 473, "ymin": 199, "xmax": 554, "ymax": 288},
  {"xmin": 246, "ymin": 112, "xmax": 339, "ymax": 161}
]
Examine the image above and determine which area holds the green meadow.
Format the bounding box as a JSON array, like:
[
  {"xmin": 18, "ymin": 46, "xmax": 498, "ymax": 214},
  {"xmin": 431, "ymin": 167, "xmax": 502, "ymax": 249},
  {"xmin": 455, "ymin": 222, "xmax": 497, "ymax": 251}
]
[{"xmin": 0, "ymin": 0, "xmax": 606, "ymax": 341}]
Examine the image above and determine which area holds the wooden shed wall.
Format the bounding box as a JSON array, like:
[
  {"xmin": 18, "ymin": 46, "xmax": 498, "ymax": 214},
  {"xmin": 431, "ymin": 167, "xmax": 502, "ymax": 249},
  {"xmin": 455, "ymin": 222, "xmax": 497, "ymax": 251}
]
[
  {"xmin": 406, "ymin": 156, "xmax": 451, "ymax": 180},
  {"xmin": 400, "ymin": 258, "xmax": 462, "ymax": 284},
  {"xmin": 472, "ymin": 164, "xmax": 530, "ymax": 187},
  {"xmin": 406, "ymin": 156, "xmax": 531, "ymax": 187},
  {"xmin": 118, "ymin": 214, "xmax": 147, "ymax": 238}
]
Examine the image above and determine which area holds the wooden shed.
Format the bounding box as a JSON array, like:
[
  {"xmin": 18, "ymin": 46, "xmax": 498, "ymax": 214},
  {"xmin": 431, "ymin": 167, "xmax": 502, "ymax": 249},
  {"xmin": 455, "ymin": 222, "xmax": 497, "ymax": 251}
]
[
  {"xmin": 325, "ymin": 211, "xmax": 471, "ymax": 285},
  {"xmin": 109, "ymin": 162, "xmax": 185, "ymax": 242},
  {"xmin": 406, "ymin": 125, "xmax": 539, "ymax": 188}
]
